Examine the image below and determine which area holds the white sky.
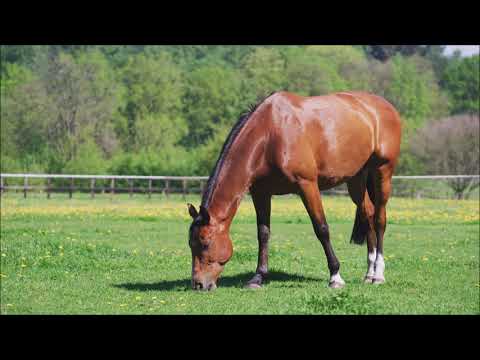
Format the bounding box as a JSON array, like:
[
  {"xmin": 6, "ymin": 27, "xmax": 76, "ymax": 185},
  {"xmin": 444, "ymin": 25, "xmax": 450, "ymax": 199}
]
[{"xmin": 444, "ymin": 45, "xmax": 479, "ymax": 57}]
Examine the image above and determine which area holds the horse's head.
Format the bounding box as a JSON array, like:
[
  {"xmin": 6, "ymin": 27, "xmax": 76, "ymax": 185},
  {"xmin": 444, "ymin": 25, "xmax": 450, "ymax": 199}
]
[{"xmin": 187, "ymin": 203, "xmax": 233, "ymax": 291}]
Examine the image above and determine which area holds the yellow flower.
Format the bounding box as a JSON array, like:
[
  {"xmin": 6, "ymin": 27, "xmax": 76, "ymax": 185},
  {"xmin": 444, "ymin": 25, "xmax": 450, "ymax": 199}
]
[{"xmin": 135, "ymin": 296, "xmax": 142, "ymax": 301}]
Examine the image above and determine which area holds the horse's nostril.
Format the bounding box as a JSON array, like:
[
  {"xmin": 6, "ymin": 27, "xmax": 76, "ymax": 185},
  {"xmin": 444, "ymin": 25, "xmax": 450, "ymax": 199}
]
[{"xmin": 195, "ymin": 282, "xmax": 203, "ymax": 290}]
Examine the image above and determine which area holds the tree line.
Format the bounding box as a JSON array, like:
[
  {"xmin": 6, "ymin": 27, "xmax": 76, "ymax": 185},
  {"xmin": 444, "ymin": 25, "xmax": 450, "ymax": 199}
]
[{"xmin": 1, "ymin": 45, "xmax": 478, "ymax": 182}]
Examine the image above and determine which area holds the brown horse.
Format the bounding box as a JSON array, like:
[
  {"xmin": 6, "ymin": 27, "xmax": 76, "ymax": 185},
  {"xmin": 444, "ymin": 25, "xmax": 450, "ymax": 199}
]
[{"xmin": 187, "ymin": 90, "xmax": 401, "ymax": 290}]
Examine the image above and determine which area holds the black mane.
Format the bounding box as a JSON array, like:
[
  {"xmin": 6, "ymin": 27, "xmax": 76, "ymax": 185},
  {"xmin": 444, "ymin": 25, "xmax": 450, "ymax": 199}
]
[{"xmin": 201, "ymin": 91, "xmax": 277, "ymax": 208}]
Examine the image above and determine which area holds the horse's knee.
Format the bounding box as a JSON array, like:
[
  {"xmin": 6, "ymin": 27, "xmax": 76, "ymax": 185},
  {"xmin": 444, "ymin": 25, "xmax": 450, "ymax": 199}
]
[
  {"xmin": 314, "ymin": 223, "xmax": 329, "ymax": 240},
  {"xmin": 258, "ymin": 224, "xmax": 270, "ymax": 245}
]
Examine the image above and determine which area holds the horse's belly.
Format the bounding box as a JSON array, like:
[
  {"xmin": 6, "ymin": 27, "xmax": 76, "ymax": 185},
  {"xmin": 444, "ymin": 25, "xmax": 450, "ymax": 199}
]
[{"xmin": 317, "ymin": 176, "xmax": 351, "ymax": 191}]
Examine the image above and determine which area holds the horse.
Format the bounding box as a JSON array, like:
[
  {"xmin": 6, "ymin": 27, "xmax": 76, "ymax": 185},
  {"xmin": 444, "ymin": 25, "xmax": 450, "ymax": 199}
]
[{"xmin": 187, "ymin": 90, "xmax": 401, "ymax": 291}]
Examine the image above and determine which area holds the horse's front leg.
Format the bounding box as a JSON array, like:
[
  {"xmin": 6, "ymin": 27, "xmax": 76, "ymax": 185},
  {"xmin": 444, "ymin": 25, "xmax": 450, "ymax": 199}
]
[
  {"xmin": 245, "ymin": 192, "xmax": 271, "ymax": 289},
  {"xmin": 298, "ymin": 179, "xmax": 345, "ymax": 288}
]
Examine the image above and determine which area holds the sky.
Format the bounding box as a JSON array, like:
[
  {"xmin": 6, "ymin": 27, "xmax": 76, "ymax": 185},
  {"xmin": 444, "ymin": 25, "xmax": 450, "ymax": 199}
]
[{"xmin": 443, "ymin": 45, "xmax": 479, "ymax": 57}]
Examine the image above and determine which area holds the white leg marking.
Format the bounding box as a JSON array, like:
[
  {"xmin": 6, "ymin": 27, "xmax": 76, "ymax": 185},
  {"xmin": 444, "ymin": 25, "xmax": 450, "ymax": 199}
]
[
  {"xmin": 365, "ymin": 249, "xmax": 376, "ymax": 282},
  {"xmin": 373, "ymin": 253, "xmax": 385, "ymax": 283},
  {"xmin": 329, "ymin": 272, "xmax": 345, "ymax": 288}
]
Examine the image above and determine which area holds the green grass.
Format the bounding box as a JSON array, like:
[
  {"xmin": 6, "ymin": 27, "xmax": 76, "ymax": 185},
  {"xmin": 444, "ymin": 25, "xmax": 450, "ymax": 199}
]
[{"xmin": 1, "ymin": 193, "xmax": 479, "ymax": 314}]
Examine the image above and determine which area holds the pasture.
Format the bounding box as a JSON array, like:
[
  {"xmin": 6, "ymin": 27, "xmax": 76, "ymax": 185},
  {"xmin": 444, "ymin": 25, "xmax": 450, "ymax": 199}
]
[{"xmin": 1, "ymin": 193, "xmax": 478, "ymax": 314}]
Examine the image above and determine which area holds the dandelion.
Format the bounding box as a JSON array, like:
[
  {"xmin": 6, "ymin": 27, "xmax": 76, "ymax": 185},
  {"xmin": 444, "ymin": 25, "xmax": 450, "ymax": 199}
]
[
  {"xmin": 21, "ymin": 264, "xmax": 27, "ymax": 268},
  {"xmin": 1, "ymin": 253, "xmax": 6, "ymax": 257},
  {"xmin": 135, "ymin": 296, "xmax": 142, "ymax": 301},
  {"xmin": 160, "ymin": 300, "xmax": 166, "ymax": 304},
  {"xmin": 152, "ymin": 296, "xmax": 157, "ymax": 300}
]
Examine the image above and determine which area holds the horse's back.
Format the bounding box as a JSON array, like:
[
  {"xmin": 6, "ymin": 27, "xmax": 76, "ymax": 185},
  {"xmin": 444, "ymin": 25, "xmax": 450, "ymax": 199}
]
[{"xmin": 265, "ymin": 91, "xmax": 401, "ymax": 185}]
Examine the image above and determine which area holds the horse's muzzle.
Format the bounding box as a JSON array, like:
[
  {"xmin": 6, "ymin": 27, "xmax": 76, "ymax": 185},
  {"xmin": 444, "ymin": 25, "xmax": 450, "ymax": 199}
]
[{"xmin": 192, "ymin": 280, "xmax": 217, "ymax": 291}]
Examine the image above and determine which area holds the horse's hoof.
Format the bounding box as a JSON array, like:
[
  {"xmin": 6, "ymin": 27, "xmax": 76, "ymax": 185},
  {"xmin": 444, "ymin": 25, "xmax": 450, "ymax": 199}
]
[
  {"xmin": 245, "ymin": 282, "xmax": 262, "ymax": 289},
  {"xmin": 329, "ymin": 281, "xmax": 345, "ymax": 289},
  {"xmin": 364, "ymin": 276, "xmax": 374, "ymax": 284},
  {"xmin": 372, "ymin": 277, "xmax": 385, "ymax": 285}
]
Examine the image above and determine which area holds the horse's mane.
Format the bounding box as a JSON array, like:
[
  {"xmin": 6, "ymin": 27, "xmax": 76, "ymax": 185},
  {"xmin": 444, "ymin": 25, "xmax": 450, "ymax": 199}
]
[{"xmin": 201, "ymin": 91, "xmax": 277, "ymax": 208}]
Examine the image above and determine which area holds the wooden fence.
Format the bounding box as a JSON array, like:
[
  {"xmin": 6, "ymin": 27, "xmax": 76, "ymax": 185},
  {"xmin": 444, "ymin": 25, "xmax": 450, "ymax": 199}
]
[
  {"xmin": 0, "ymin": 173, "xmax": 479, "ymax": 200},
  {"xmin": 0, "ymin": 174, "xmax": 209, "ymax": 199}
]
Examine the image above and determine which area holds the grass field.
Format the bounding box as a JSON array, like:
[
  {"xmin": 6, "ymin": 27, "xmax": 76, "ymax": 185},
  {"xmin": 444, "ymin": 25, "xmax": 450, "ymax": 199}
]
[{"xmin": 1, "ymin": 193, "xmax": 479, "ymax": 314}]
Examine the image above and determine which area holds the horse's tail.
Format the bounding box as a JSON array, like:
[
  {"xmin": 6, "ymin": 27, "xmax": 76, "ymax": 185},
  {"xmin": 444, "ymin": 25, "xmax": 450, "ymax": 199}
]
[{"xmin": 350, "ymin": 171, "xmax": 376, "ymax": 245}]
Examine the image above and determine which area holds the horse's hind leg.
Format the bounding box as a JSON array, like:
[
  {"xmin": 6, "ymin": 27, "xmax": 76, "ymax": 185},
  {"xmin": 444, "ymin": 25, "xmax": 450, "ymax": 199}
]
[
  {"xmin": 371, "ymin": 163, "xmax": 395, "ymax": 284},
  {"xmin": 298, "ymin": 179, "xmax": 344, "ymax": 288},
  {"xmin": 245, "ymin": 191, "xmax": 272, "ymax": 289},
  {"xmin": 347, "ymin": 170, "xmax": 377, "ymax": 283}
]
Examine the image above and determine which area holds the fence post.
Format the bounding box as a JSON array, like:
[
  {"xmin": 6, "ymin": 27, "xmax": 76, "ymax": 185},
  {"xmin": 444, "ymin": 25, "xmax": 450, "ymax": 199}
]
[
  {"xmin": 182, "ymin": 179, "xmax": 187, "ymax": 200},
  {"xmin": 69, "ymin": 177, "xmax": 74, "ymax": 199},
  {"xmin": 47, "ymin": 177, "xmax": 51, "ymax": 199},
  {"xmin": 128, "ymin": 179, "xmax": 133, "ymax": 198},
  {"xmin": 24, "ymin": 176, "xmax": 28, "ymax": 199},
  {"xmin": 200, "ymin": 180, "xmax": 205, "ymax": 199},
  {"xmin": 165, "ymin": 180, "xmax": 170, "ymax": 198},
  {"xmin": 148, "ymin": 179, "xmax": 152, "ymax": 199},
  {"xmin": 90, "ymin": 178, "xmax": 95, "ymax": 198},
  {"xmin": 110, "ymin": 178, "xmax": 115, "ymax": 198},
  {"xmin": 0, "ymin": 175, "xmax": 3, "ymax": 197}
]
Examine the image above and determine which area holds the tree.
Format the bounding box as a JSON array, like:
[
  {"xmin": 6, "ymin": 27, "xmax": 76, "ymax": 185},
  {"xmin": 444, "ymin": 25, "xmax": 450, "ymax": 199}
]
[
  {"xmin": 117, "ymin": 53, "xmax": 184, "ymax": 151},
  {"xmin": 363, "ymin": 45, "xmax": 443, "ymax": 62},
  {"xmin": 284, "ymin": 47, "xmax": 349, "ymax": 96},
  {"xmin": 441, "ymin": 55, "xmax": 479, "ymax": 115},
  {"xmin": 241, "ymin": 47, "xmax": 287, "ymax": 99},
  {"xmin": 1, "ymin": 63, "xmax": 52, "ymax": 171},
  {"xmin": 42, "ymin": 50, "xmax": 123, "ymax": 168},
  {"xmin": 182, "ymin": 65, "xmax": 244, "ymax": 147},
  {"xmin": 411, "ymin": 114, "xmax": 480, "ymax": 199}
]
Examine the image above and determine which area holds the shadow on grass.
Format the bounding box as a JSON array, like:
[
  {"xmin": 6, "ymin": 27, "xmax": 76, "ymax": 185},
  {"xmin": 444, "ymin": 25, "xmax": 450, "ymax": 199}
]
[{"xmin": 114, "ymin": 270, "xmax": 323, "ymax": 292}]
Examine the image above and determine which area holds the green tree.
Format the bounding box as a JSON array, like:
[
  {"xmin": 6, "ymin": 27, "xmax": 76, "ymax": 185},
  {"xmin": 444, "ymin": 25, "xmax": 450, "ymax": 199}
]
[
  {"xmin": 118, "ymin": 53, "xmax": 184, "ymax": 150},
  {"xmin": 242, "ymin": 47, "xmax": 287, "ymax": 100},
  {"xmin": 442, "ymin": 55, "xmax": 479, "ymax": 115},
  {"xmin": 182, "ymin": 65, "xmax": 244, "ymax": 147}
]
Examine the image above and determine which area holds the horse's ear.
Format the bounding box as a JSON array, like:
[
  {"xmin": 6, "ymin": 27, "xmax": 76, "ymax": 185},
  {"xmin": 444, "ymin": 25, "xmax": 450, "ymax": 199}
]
[
  {"xmin": 187, "ymin": 203, "xmax": 199, "ymax": 219},
  {"xmin": 199, "ymin": 205, "xmax": 210, "ymax": 224}
]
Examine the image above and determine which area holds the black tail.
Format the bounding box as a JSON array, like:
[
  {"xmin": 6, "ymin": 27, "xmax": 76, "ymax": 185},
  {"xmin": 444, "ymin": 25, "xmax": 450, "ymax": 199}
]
[
  {"xmin": 350, "ymin": 171, "xmax": 376, "ymax": 245},
  {"xmin": 350, "ymin": 207, "xmax": 369, "ymax": 245}
]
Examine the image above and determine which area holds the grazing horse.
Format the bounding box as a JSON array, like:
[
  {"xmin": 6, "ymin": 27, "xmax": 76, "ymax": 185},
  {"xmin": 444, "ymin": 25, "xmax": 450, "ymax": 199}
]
[{"xmin": 187, "ymin": 91, "xmax": 401, "ymax": 291}]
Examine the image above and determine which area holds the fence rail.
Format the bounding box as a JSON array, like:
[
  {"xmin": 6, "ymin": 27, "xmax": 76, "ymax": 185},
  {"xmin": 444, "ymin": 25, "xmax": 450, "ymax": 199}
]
[{"xmin": 1, "ymin": 173, "xmax": 479, "ymax": 200}]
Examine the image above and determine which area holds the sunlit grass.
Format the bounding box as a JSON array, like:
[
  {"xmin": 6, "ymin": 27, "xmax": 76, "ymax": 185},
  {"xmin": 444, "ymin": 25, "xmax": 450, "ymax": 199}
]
[{"xmin": 1, "ymin": 193, "xmax": 479, "ymax": 314}]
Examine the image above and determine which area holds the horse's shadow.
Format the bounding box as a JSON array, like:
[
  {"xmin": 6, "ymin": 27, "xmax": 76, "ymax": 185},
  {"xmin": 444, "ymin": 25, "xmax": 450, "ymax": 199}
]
[{"xmin": 114, "ymin": 270, "xmax": 323, "ymax": 292}]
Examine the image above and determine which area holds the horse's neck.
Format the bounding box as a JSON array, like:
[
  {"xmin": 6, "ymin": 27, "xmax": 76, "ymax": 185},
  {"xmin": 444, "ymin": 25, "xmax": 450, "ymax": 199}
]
[{"xmin": 207, "ymin": 127, "xmax": 266, "ymax": 227}]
